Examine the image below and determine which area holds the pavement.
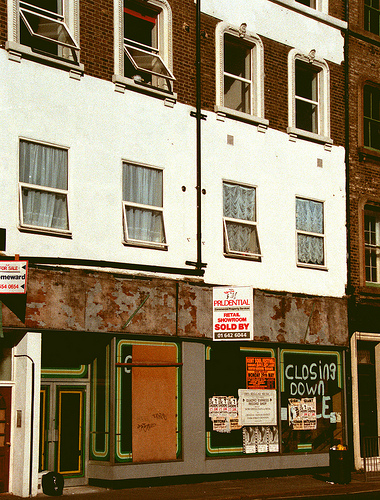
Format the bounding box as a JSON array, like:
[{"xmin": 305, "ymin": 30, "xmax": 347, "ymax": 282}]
[{"xmin": 3, "ymin": 471, "xmax": 380, "ymax": 499}]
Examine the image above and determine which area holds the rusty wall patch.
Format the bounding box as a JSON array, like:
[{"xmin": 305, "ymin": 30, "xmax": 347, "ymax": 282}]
[{"xmin": 2, "ymin": 268, "xmax": 348, "ymax": 346}]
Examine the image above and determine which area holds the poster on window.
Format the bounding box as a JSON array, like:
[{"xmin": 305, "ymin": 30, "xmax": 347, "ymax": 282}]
[
  {"xmin": 288, "ymin": 397, "xmax": 317, "ymax": 430},
  {"xmin": 238, "ymin": 389, "xmax": 277, "ymax": 426},
  {"xmin": 242, "ymin": 425, "xmax": 279, "ymax": 454},
  {"xmin": 208, "ymin": 396, "xmax": 240, "ymax": 433},
  {"xmin": 213, "ymin": 286, "xmax": 253, "ymax": 341},
  {"xmin": 246, "ymin": 357, "xmax": 276, "ymax": 390}
]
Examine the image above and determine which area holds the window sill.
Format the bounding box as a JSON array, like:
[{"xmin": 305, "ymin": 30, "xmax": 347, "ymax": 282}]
[
  {"xmin": 269, "ymin": 0, "xmax": 347, "ymax": 29},
  {"xmin": 113, "ymin": 74, "xmax": 177, "ymax": 106},
  {"xmin": 297, "ymin": 262, "xmax": 328, "ymax": 271},
  {"xmin": 364, "ymin": 282, "xmax": 380, "ymax": 289},
  {"xmin": 5, "ymin": 41, "xmax": 84, "ymax": 78},
  {"xmin": 123, "ymin": 240, "xmax": 168, "ymax": 251},
  {"xmin": 215, "ymin": 106, "xmax": 269, "ymax": 131},
  {"xmin": 358, "ymin": 146, "xmax": 380, "ymax": 161},
  {"xmin": 223, "ymin": 252, "xmax": 262, "ymax": 262},
  {"xmin": 18, "ymin": 225, "xmax": 72, "ymax": 238},
  {"xmin": 287, "ymin": 127, "xmax": 333, "ymax": 150}
]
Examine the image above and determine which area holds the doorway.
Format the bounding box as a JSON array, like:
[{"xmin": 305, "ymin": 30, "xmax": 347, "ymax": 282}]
[
  {"xmin": 40, "ymin": 383, "xmax": 87, "ymax": 486},
  {"xmin": 0, "ymin": 387, "xmax": 11, "ymax": 493},
  {"xmin": 351, "ymin": 332, "xmax": 380, "ymax": 469}
]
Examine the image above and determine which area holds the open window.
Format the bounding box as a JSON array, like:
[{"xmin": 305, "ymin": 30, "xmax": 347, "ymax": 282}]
[
  {"xmin": 296, "ymin": 197, "xmax": 325, "ymax": 268},
  {"xmin": 19, "ymin": 0, "xmax": 79, "ymax": 61},
  {"xmin": 124, "ymin": 1, "xmax": 174, "ymax": 90},
  {"xmin": 223, "ymin": 181, "xmax": 261, "ymax": 260},
  {"xmin": 114, "ymin": 0, "xmax": 175, "ymax": 96},
  {"xmin": 288, "ymin": 50, "xmax": 331, "ymax": 146},
  {"xmin": 19, "ymin": 139, "xmax": 70, "ymax": 234},
  {"xmin": 7, "ymin": 0, "xmax": 81, "ymax": 68},
  {"xmin": 122, "ymin": 162, "xmax": 167, "ymax": 249}
]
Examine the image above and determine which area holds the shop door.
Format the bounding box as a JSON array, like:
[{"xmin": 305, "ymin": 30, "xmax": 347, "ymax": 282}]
[
  {"xmin": 358, "ymin": 344, "xmax": 378, "ymax": 457},
  {"xmin": 40, "ymin": 385, "xmax": 86, "ymax": 485},
  {"xmin": 0, "ymin": 387, "xmax": 11, "ymax": 493}
]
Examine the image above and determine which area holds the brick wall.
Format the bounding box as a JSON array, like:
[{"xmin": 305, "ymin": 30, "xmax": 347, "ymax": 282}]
[
  {"xmin": 0, "ymin": 0, "xmax": 6, "ymax": 48},
  {"xmin": 329, "ymin": 0, "xmax": 345, "ymax": 21},
  {"xmin": 80, "ymin": 0, "xmax": 114, "ymax": 81},
  {"xmin": 348, "ymin": 31, "xmax": 380, "ymax": 296},
  {"xmin": 0, "ymin": 0, "xmax": 345, "ymax": 146}
]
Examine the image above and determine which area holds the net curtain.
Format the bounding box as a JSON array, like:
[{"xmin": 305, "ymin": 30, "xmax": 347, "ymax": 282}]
[
  {"xmin": 296, "ymin": 198, "xmax": 324, "ymax": 265},
  {"xmin": 19, "ymin": 140, "xmax": 69, "ymax": 230},
  {"xmin": 122, "ymin": 163, "xmax": 165, "ymax": 243},
  {"xmin": 223, "ymin": 182, "xmax": 259, "ymax": 254}
]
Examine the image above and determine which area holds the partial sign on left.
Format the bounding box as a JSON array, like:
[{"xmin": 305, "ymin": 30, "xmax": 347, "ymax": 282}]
[{"xmin": 0, "ymin": 261, "xmax": 28, "ymax": 294}]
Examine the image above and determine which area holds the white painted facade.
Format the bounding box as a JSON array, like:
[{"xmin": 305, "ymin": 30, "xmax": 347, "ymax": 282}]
[
  {"xmin": 0, "ymin": 0, "xmax": 348, "ymax": 495},
  {"xmin": 0, "ymin": 0, "xmax": 347, "ymax": 298}
]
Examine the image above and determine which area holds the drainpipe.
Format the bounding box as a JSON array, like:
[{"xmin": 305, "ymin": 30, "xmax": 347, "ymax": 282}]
[
  {"xmin": 14, "ymin": 354, "xmax": 35, "ymax": 497},
  {"xmin": 186, "ymin": 0, "xmax": 207, "ymax": 271}
]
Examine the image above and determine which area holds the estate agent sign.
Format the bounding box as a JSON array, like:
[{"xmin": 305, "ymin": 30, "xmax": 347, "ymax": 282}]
[
  {"xmin": 0, "ymin": 261, "xmax": 28, "ymax": 293},
  {"xmin": 213, "ymin": 286, "xmax": 253, "ymax": 341}
]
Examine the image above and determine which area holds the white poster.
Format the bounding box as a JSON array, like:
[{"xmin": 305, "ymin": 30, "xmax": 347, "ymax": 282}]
[
  {"xmin": 238, "ymin": 389, "xmax": 277, "ymax": 426},
  {"xmin": 213, "ymin": 286, "xmax": 253, "ymax": 341},
  {"xmin": 288, "ymin": 397, "xmax": 317, "ymax": 430}
]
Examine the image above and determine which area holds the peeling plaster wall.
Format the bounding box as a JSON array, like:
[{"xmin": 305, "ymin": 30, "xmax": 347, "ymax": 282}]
[{"xmin": 2, "ymin": 268, "xmax": 348, "ymax": 346}]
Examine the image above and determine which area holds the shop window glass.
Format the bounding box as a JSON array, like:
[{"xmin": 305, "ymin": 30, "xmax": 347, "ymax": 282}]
[
  {"xmin": 90, "ymin": 345, "xmax": 111, "ymax": 460},
  {"xmin": 206, "ymin": 345, "xmax": 344, "ymax": 456},
  {"xmin": 280, "ymin": 349, "xmax": 344, "ymax": 453}
]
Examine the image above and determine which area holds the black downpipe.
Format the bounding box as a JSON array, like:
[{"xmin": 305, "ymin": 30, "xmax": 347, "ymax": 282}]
[
  {"xmin": 195, "ymin": 0, "xmax": 202, "ymax": 271},
  {"xmin": 186, "ymin": 0, "xmax": 206, "ymax": 271}
]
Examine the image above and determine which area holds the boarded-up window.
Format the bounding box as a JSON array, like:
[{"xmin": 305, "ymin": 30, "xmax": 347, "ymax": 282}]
[{"xmin": 115, "ymin": 340, "xmax": 181, "ymax": 463}]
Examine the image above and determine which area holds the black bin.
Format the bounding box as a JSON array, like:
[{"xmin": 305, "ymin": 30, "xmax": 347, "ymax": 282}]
[
  {"xmin": 329, "ymin": 446, "xmax": 351, "ymax": 484},
  {"xmin": 42, "ymin": 471, "xmax": 64, "ymax": 496}
]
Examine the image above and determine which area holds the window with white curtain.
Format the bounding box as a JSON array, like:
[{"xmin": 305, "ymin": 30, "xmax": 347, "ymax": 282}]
[
  {"xmin": 296, "ymin": 197, "xmax": 325, "ymax": 267},
  {"xmin": 223, "ymin": 181, "xmax": 261, "ymax": 259},
  {"xmin": 19, "ymin": 139, "xmax": 70, "ymax": 233},
  {"xmin": 122, "ymin": 162, "xmax": 167, "ymax": 248}
]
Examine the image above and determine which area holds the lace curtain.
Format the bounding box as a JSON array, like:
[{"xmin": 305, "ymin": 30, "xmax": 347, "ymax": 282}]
[
  {"xmin": 223, "ymin": 182, "xmax": 259, "ymax": 254},
  {"xmin": 296, "ymin": 198, "xmax": 324, "ymax": 265},
  {"xmin": 19, "ymin": 140, "xmax": 68, "ymax": 230},
  {"xmin": 123, "ymin": 163, "xmax": 165, "ymax": 243}
]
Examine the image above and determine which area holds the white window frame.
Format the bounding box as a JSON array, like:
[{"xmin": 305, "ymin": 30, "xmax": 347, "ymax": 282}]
[
  {"xmin": 122, "ymin": 161, "xmax": 167, "ymax": 250},
  {"xmin": 215, "ymin": 22, "xmax": 268, "ymax": 128},
  {"xmin": 6, "ymin": 0, "xmax": 82, "ymax": 73},
  {"xmin": 223, "ymin": 180, "xmax": 261, "ymax": 260},
  {"xmin": 18, "ymin": 139, "xmax": 71, "ymax": 236},
  {"xmin": 295, "ymin": 196, "xmax": 326, "ymax": 269},
  {"xmin": 288, "ymin": 49, "xmax": 331, "ymax": 147},
  {"xmin": 364, "ymin": 208, "xmax": 380, "ymax": 284},
  {"xmin": 113, "ymin": 0, "xmax": 175, "ymax": 100}
]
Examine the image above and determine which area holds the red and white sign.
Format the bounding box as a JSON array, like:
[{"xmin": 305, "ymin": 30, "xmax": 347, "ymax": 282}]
[
  {"xmin": 0, "ymin": 261, "xmax": 28, "ymax": 294},
  {"xmin": 213, "ymin": 286, "xmax": 253, "ymax": 341}
]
